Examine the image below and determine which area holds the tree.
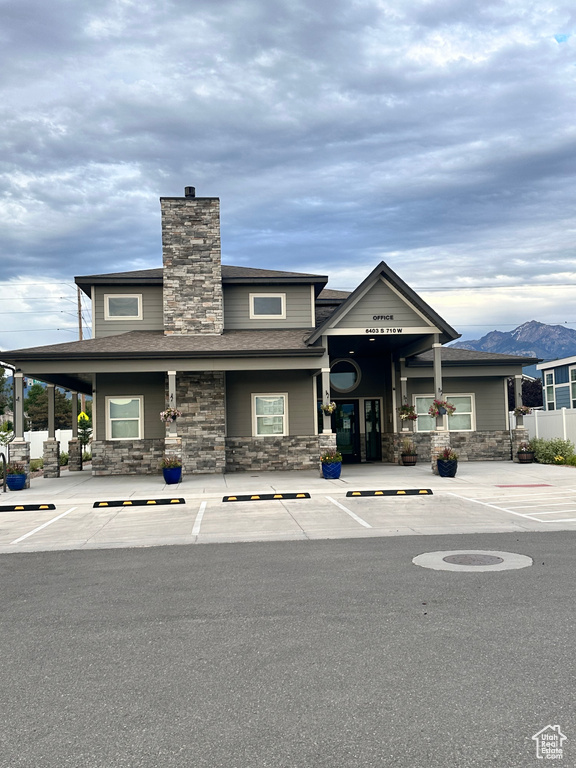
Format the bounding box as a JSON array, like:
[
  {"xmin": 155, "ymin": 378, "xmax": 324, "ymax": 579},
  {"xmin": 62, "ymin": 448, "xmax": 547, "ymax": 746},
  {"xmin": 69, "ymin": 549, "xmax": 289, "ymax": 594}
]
[
  {"xmin": 24, "ymin": 384, "xmax": 72, "ymax": 430},
  {"xmin": 77, "ymin": 411, "xmax": 92, "ymax": 449},
  {"xmin": 507, "ymin": 377, "xmax": 543, "ymax": 410},
  {"xmin": 0, "ymin": 367, "xmax": 11, "ymax": 415}
]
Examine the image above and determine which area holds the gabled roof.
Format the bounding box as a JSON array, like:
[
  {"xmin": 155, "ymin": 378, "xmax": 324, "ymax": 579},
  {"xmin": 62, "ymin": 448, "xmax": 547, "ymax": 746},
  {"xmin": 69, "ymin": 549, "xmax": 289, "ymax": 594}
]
[
  {"xmin": 75, "ymin": 265, "xmax": 328, "ymax": 296},
  {"xmin": 307, "ymin": 261, "xmax": 460, "ymax": 344}
]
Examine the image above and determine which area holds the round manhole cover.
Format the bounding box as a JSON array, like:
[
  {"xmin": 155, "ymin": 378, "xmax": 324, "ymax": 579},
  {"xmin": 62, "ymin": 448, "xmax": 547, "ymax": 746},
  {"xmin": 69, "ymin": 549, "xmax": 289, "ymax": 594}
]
[{"xmin": 443, "ymin": 554, "xmax": 504, "ymax": 566}]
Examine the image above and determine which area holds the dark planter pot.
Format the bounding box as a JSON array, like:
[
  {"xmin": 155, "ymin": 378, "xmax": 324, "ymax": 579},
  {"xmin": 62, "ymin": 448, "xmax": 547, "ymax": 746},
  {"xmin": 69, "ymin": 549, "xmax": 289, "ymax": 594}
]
[
  {"xmin": 517, "ymin": 452, "xmax": 534, "ymax": 464},
  {"xmin": 6, "ymin": 474, "xmax": 26, "ymax": 491},
  {"xmin": 322, "ymin": 462, "xmax": 342, "ymax": 480},
  {"xmin": 437, "ymin": 459, "xmax": 458, "ymax": 478},
  {"xmin": 162, "ymin": 467, "xmax": 182, "ymax": 485},
  {"xmin": 401, "ymin": 454, "xmax": 418, "ymax": 467}
]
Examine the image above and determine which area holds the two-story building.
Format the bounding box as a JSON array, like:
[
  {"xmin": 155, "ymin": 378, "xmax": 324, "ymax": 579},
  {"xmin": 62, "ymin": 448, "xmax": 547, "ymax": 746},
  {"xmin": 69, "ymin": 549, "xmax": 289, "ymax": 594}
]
[{"xmin": 2, "ymin": 187, "xmax": 536, "ymax": 478}]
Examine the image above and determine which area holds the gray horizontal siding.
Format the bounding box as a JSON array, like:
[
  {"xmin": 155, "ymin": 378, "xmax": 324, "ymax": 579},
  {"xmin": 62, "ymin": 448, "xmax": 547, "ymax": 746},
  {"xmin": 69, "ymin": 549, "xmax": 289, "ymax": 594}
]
[
  {"xmin": 223, "ymin": 285, "xmax": 313, "ymax": 329},
  {"xmin": 95, "ymin": 372, "xmax": 165, "ymax": 440},
  {"xmin": 226, "ymin": 370, "xmax": 315, "ymax": 436},
  {"xmin": 336, "ymin": 278, "xmax": 427, "ymax": 329},
  {"xmin": 408, "ymin": 377, "xmax": 507, "ymax": 430},
  {"xmin": 93, "ymin": 285, "xmax": 164, "ymax": 338}
]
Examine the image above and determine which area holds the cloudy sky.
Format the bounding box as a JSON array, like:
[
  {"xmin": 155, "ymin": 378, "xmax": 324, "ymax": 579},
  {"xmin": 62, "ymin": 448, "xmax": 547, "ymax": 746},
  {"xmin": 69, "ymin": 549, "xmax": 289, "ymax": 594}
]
[{"xmin": 1, "ymin": 0, "xmax": 575, "ymax": 351}]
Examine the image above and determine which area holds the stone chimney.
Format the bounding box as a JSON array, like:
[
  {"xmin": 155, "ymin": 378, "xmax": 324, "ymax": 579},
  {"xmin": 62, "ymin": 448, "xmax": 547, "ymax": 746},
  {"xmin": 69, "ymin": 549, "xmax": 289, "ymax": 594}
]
[{"xmin": 161, "ymin": 187, "xmax": 224, "ymax": 335}]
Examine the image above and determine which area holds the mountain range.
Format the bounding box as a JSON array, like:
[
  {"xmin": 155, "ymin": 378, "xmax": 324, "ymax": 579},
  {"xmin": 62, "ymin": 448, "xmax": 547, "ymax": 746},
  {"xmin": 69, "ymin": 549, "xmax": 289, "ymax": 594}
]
[{"xmin": 450, "ymin": 321, "xmax": 576, "ymax": 361}]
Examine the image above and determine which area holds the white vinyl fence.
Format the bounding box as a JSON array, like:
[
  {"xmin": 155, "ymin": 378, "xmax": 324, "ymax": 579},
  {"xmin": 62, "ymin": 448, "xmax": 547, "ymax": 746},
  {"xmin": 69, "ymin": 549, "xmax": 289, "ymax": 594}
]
[
  {"xmin": 0, "ymin": 430, "xmax": 74, "ymax": 461},
  {"xmin": 521, "ymin": 409, "xmax": 576, "ymax": 444}
]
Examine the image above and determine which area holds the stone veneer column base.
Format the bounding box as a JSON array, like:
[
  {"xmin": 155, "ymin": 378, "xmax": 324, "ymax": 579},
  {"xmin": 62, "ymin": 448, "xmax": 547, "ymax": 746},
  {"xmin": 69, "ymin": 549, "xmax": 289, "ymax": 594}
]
[
  {"xmin": 511, "ymin": 427, "xmax": 529, "ymax": 462},
  {"xmin": 9, "ymin": 441, "xmax": 31, "ymax": 489},
  {"xmin": 43, "ymin": 440, "xmax": 61, "ymax": 478},
  {"xmin": 177, "ymin": 372, "xmax": 226, "ymax": 474},
  {"xmin": 68, "ymin": 439, "xmax": 82, "ymax": 472},
  {"xmin": 91, "ymin": 439, "xmax": 165, "ymax": 476},
  {"xmin": 430, "ymin": 431, "xmax": 452, "ymax": 475},
  {"xmin": 226, "ymin": 435, "xmax": 335, "ymax": 472}
]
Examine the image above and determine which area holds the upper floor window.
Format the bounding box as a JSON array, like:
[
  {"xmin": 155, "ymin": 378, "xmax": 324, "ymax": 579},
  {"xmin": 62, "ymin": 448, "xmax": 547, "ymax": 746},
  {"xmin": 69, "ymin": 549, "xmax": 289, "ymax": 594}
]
[
  {"xmin": 249, "ymin": 293, "xmax": 286, "ymax": 319},
  {"xmin": 105, "ymin": 294, "xmax": 142, "ymax": 320}
]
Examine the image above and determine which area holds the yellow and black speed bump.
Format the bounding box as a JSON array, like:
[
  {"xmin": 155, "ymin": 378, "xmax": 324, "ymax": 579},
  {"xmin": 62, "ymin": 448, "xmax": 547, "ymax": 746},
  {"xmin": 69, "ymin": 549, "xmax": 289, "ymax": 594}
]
[
  {"xmin": 0, "ymin": 503, "xmax": 56, "ymax": 512},
  {"xmin": 93, "ymin": 498, "xmax": 185, "ymax": 508},
  {"xmin": 223, "ymin": 492, "xmax": 310, "ymax": 502},
  {"xmin": 346, "ymin": 489, "xmax": 433, "ymax": 497}
]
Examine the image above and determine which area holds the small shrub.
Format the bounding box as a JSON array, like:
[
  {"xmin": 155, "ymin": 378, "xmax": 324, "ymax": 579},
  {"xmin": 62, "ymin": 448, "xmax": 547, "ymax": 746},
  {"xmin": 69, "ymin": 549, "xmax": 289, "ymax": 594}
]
[
  {"xmin": 530, "ymin": 438, "xmax": 575, "ymax": 464},
  {"xmin": 82, "ymin": 452, "xmax": 92, "ymax": 462},
  {"xmin": 564, "ymin": 455, "xmax": 576, "ymax": 467},
  {"xmin": 30, "ymin": 459, "xmax": 43, "ymax": 472},
  {"xmin": 59, "ymin": 452, "xmax": 69, "ymax": 466}
]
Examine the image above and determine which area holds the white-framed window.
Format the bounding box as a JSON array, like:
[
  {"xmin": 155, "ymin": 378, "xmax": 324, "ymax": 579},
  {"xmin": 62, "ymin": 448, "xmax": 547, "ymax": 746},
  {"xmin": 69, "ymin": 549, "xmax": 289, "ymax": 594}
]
[
  {"xmin": 104, "ymin": 294, "xmax": 142, "ymax": 320},
  {"xmin": 106, "ymin": 396, "xmax": 143, "ymax": 440},
  {"xmin": 570, "ymin": 369, "xmax": 576, "ymax": 408},
  {"xmin": 545, "ymin": 372, "xmax": 554, "ymax": 410},
  {"xmin": 414, "ymin": 394, "xmax": 475, "ymax": 432},
  {"xmin": 249, "ymin": 293, "xmax": 286, "ymax": 319},
  {"xmin": 252, "ymin": 393, "xmax": 288, "ymax": 436}
]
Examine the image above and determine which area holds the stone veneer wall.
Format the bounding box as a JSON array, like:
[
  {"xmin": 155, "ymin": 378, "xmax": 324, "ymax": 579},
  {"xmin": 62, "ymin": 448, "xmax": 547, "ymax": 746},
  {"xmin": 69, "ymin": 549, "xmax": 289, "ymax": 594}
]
[
  {"xmin": 161, "ymin": 194, "xmax": 223, "ymax": 335},
  {"xmin": 8, "ymin": 441, "xmax": 30, "ymax": 489},
  {"xmin": 43, "ymin": 440, "xmax": 60, "ymax": 479},
  {"xmin": 226, "ymin": 435, "xmax": 337, "ymax": 472},
  {"xmin": 177, "ymin": 372, "xmax": 226, "ymax": 473},
  {"xmin": 91, "ymin": 439, "xmax": 165, "ymax": 476},
  {"xmin": 387, "ymin": 430, "xmax": 514, "ymax": 464}
]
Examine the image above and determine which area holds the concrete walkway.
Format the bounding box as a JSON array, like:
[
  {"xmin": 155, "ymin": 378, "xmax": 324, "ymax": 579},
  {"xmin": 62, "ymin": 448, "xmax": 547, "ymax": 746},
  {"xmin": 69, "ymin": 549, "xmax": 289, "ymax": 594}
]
[{"xmin": 2, "ymin": 460, "xmax": 576, "ymax": 554}]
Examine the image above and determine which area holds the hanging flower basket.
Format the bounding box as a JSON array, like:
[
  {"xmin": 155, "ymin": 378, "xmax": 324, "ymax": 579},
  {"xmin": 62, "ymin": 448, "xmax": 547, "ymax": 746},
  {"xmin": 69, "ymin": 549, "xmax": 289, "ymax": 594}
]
[
  {"xmin": 160, "ymin": 407, "xmax": 182, "ymax": 423},
  {"xmin": 513, "ymin": 405, "xmax": 531, "ymax": 417},
  {"xmin": 398, "ymin": 405, "xmax": 418, "ymax": 422},
  {"xmin": 428, "ymin": 399, "xmax": 456, "ymax": 418},
  {"xmin": 321, "ymin": 402, "xmax": 337, "ymax": 415}
]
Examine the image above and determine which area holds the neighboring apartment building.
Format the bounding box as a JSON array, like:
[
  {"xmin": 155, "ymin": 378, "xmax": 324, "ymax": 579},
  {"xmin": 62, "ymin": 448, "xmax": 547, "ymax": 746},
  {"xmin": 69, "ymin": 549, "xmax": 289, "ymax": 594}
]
[
  {"xmin": 2, "ymin": 187, "xmax": 537, "ymax": 476},
  {"xmin": 537, "ymin": 356, "xmax": 576, "ymax": 411}
]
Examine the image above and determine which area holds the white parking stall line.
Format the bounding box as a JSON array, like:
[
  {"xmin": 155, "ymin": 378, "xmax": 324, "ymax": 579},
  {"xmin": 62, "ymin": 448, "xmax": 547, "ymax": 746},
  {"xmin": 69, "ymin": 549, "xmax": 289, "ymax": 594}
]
[
  {"xmin": 192, "ymin": 501, "xmax": 207, "ymax": 536},
  {"xmin": 11, "ymin": 507, "xmax": 78, "ymax": 544},
  {"xmin": 326, "ymin": 496, "xmax": 372, "ymax": 528},
  {"xmin": 525, "ymin": 509, "xmax": 576, "ymax": 515},
  {"xmin": 504, "ymin": 501, "xmax": 576, "ymax": 509},
  {"xmin": 446, "ymin": 494, "xmax": 544, "ymax": 522}
]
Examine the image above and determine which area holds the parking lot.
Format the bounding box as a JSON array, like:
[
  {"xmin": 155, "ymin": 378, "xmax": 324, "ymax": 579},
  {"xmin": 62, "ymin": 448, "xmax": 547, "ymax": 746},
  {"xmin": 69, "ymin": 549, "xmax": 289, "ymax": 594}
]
[{"xmin": 2, "ymin": 461, "xmax": 576, "ymax": 552}]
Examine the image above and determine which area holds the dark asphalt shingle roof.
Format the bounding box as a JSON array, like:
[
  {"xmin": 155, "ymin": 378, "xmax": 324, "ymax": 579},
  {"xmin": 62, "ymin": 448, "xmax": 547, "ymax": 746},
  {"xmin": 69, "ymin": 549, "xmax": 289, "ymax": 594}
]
[
  {"xmin": 3, "ymin": 330, "xmax": 325, "ymax": 361},
  {"xmin": 409, "ymin": 347, "xmax": 540, "ymax": 366}
]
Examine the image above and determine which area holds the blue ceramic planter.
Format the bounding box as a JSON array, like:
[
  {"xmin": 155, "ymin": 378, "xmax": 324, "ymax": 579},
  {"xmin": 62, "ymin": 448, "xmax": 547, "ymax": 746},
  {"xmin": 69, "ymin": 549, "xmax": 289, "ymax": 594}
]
[
  {"xmin": 163, "ymin": 467, "xmax": 182, "ymax": 485},
  {"xmin": 322, "ymin": 462, "xmax": 342, "ymax": 480},
  {"xmin": 6, "ymin": 474, "xmax": 26, "ymax": 491},
  {"xmin": 437, "ymin": 459, "xmax": 457, "ymax": 478}
]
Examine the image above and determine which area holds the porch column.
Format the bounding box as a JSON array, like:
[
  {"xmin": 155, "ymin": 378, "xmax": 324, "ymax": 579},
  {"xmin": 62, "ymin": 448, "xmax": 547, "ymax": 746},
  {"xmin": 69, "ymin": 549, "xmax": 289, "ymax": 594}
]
[
  {"xmin": 47, "ymin": 384, "xmax": 55, "ymax": 440},
  {"xmin": 168, "ymin": 370, "xmax": 177, "ymax": 436},
  {"xmin": 321, "ymin": 368, "xmax": 332, "ymax": 434},
  {"xmin": 514, "ymin": 374, "xmax": 524, "ymax": 428},
  {"xmin": 43, "ymin": 384, "xmax": 60, "ymax": 478},
  {"xmin": 13, "ymin": 372, "xmax": 25, "ymax": 440},
  {"xmin": 68, "ymin": 392, "xmax": 82, "ymax": 472},
  {"xmin": 433, "ymin": 340, "xmax": 445, "ymax": 430},
  {"xmin": 399, "ymin": 358, "xmax": 409, "ymax": 433}
]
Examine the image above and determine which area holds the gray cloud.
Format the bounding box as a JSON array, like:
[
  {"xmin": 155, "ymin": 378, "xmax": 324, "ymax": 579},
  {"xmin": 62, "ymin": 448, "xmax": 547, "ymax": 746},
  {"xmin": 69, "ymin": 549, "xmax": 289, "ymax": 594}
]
[{"xmin": 1, "ymin": 0, "xmax": 576, "ymax": 348}]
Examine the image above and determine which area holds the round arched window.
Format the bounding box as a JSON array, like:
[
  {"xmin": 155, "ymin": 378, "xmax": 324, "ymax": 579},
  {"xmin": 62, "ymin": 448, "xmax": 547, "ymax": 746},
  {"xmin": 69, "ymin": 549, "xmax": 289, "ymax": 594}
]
[{"xmin": 330, "ymin": 359, "xmax": 361, "ymax": 393}]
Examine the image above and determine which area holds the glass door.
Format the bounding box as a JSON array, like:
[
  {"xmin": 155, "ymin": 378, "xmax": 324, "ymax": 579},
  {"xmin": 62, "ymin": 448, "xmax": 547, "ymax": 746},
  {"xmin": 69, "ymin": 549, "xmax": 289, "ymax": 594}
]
[
  {"xmin": 334, "ymin": 401, "xmax": 361, "ymax": 463},
  {"xmin": 364, "ymin": 399, "xmax": 382, "ymax": 461}
]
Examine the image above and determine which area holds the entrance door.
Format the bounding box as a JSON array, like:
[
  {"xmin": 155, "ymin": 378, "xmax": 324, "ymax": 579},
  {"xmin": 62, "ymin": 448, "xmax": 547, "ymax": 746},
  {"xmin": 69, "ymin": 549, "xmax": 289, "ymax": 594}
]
[
  {"xmin": 364, "ymin": 399, "xmax": 382, "ymax": 462},
  {"xmin": 334, "ymin": 401, "xmax": 361, "ymax": 463}
]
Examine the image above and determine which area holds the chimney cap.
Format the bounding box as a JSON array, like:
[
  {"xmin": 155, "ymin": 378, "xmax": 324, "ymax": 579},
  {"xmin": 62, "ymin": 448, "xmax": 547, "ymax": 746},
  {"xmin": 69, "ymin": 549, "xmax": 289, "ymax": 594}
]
[{"xmin": 184, "ymin": 186, "xmax": 196, "ymax": 198}]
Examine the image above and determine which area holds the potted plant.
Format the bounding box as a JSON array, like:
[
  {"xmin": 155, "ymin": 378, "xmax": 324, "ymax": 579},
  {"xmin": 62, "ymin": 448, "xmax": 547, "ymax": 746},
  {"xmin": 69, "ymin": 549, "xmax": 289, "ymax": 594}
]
[
  {"xmin": 514, "ymin": 406, "xmax": 532, "ymax": 417},
  {"xmin": 398, "ymin": 404, "xmax": 418, "ymax": 422},
  {"xmin": 320, "ymin": 450, "xmax": 343, "ymax": 480},
  {"xmin": 428, "ymin": 399, "xmax": 456, "ymax": 418},
  {"xmin": 517, "ymin": 442, "xmax": 535, "ymax": 464},
  {"xmin": 436, "ymin": 447, "xmax": 458, "ymax": 477},
  {"xmin": 321, "ymin": 401, "xmax": 337, "ymax": 415},
  {"xmin": 160, "ymin": 407, "xmax": 182, "ymax": 424},
  {"xmin": 6, "ymin": 462, "xmax": 27, "ymax": 491},
  {"xmin": 400, "ymin": 439, "xmax": 418, "ymax": 466},
  {"xmin": 160, "ymin": 456, "xmax": 182, "ymax": 484}
]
